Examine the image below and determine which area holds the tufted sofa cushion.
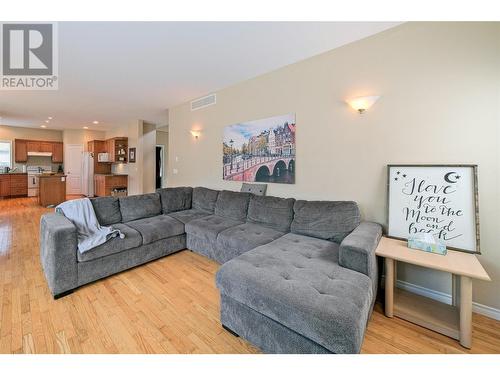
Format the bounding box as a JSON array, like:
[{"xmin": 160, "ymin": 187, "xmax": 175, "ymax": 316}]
[
  {"xmin": 192, "ymin": 187, "xmax": 219, "ymax": 213},
  {"xmin": 216, "ymin": 232, "xmax": 373, "ymax": 354},
  {"xmin": 216, "ymin": 223, "xmax": 285, "ymax": 264},
  {"xmin": 157, "ymin": 187, "xmax": 192, "ymax": 214},
  {"xmin": 125, "ymin": 215, "xmax": 185, "ymax": 245},
  {"xmin": 90, "ymin": 196, "xmax": 122, "ymax": 226},
  {"xmin": 119, "ymin": 193, "xmax": 162, "ymax": 222},
  {"xmin": 215, "ymin": 190, "xmax": 251, "ymax": 221},
  {"xmin": 290, "ymin": 200, "xmax": 360, "ymax": 243},
  {"xmin": 247, "ymin": 195, "xmax": 295, "ymax": 232}
]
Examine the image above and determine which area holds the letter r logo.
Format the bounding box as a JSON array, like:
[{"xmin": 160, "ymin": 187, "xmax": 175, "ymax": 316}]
[{"xmin": 2, "ymin": 24, "xmax": 53, "ymax": 76}]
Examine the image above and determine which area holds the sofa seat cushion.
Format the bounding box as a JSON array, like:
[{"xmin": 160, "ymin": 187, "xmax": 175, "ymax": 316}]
[
  {"xmin": 167, "ymin": 209, "xmax": 211, "ymax": 224},
  {"xmin": 216, "ymin": 233, "xmax": 374, "ymax": 354},
  {"xmin": 77, "ymin": 223, "xmax": 142, "ymax": 262},
  {"xmin": 126, "ymin": 215, "xmax": 185, "ymax": 245},
  {"xmin": 185, "ymin": 215, "xmax": 242, "ymax": 245},
  {"xmin": 216, "ymin": 223, "xmax": 285, "ymax": 263}
]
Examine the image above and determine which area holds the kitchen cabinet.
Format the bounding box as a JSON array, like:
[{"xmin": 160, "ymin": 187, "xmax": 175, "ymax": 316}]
[
  {"xmin": 94, "ymin": 174, "xmax": 128, "ymax": 197},
  {"xmin": 27, "ymin": 141, "xmax": 41, "ymax": 152},
  {"xmin": 0, "ymin": 175, "xmax": 10, "ymax": 197},
  {"xmin": 51, "ymin": 142, "xmax": 63, "ymax": 163},
  {"xmin": 10, "ymin": 174, "xmax": 28, "ymax": 196},
  {"xmin": 87, "ymin": 140, "xmax": 111, "ymax": 174},
  {"xmin": 107, "ymin": 137, "xmax": 128, "ymax": 163},
  {"xmin": 39, "ymin": 142, "xmax": 53, "ymax": 152},
  {"xmin": 14, "ymin": 139, "xmax": 63, "ymax": 163},
  {"xmin": 0, "ymin": 174, "xmax": 28, "ymax": 198},
  {"xmin": 14, "ymin": 140, "xmax": 27, "ymax": 162}
]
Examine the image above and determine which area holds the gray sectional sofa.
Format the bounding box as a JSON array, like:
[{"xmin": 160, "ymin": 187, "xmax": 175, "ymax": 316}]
[{"xmin": 40, "ymin": 186, "xmax": 382, "ymax": 353}]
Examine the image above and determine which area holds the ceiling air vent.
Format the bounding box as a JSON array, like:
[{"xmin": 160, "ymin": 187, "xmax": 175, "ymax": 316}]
[{"xmin": 191, "ymin": 94, "xmax": 216, "ymax": 111}]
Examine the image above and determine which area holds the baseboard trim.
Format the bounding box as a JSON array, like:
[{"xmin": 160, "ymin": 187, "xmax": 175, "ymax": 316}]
[{"xmin": 381, "ymin": 277, "xmax": 500, "ymax": 321}]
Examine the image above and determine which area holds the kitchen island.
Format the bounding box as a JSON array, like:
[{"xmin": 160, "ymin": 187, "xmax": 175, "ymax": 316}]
[{"xmin": 39, "ymin": 174, "xmax": 66, "ymax": 207}]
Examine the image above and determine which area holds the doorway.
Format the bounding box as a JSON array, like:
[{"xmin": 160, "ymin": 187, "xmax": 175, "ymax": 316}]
[
  {"xmin": 65, "ymin": 144, "xmax": 83, "ymax": 195},
  {"xmin": 156, "ymin": 145, "xmax": 164, "ymax": 189}
]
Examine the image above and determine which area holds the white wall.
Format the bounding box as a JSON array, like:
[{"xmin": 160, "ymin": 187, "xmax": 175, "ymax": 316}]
[{"xmin": 167, "ymin": 22, "xmax": 500, "ymax": 310}]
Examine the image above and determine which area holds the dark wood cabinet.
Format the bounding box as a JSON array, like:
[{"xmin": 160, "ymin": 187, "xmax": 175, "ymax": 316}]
[
  {"xmin": 88, "ymin": 140, "xmax": 112, "ymax": 174},
  {"xmin": 14, "ymin": 140, "xmax": 27, "ymax": 162}
]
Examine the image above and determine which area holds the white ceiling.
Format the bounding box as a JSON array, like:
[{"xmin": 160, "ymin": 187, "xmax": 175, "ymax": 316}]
[{"xmin": 0, "ymin": 22, "xmax": 400, "ymax": 131}]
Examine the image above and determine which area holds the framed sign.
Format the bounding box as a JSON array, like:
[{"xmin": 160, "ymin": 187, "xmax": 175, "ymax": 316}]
[
  {"xmin": 387, "ymin": 164, "xmax": 480, "ymax": 253},
  {"xmin": 129, "ymin": 147, "xmax": 136, "ymax": 163}
]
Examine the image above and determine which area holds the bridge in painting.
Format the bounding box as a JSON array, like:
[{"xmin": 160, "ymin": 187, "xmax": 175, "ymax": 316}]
[{"xmin": 223, "ymin": 155, "xmax": 295, "ymax": 182}]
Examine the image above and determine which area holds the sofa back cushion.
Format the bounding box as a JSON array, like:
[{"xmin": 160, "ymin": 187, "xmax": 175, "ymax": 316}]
[
  {"xmin": 247, "ymin": 195, "xmax": 295, "ymax": 232},
  {"xmin": 119, "ymin": 193, "xmax": 162, "ymax": 222},
  {"xmin": 90, "ymin": 196, "xmax": 122, "ymax": 226},
  {"xmin": 290, "ymin": 200, "xmax": 360, "ymax": 243},
  {"xmin": 215, "ymin": 190, "xmax": 251, "ymax": 221},
  {"xmin": 157, "ymin": 187, "xmax": 192, "ymax": 214},
  {"xmin": 192, "ymin": 187, "xmax": 219, "ymax": 213}
]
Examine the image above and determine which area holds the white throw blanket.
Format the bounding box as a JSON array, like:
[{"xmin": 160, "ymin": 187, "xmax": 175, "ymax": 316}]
[{"xmin": 56, "ymin": 198, "xmax": 124, "ymax": 253}]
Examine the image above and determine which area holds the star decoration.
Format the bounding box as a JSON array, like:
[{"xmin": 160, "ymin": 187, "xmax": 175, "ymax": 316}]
[
  {"xmin": 402, "ymin": 174, "xmax": 407, "ymax": 178},
  {"xmin": 456, "ymin": 175, "xmax": 461, "ymax": 179},
  {"xmin": 396, "ymin": 171, "xmax": 401, "ymax": 175},
  {"xmin": 394, "ymin": 177, "xmax": 398, "ymax": 181}
]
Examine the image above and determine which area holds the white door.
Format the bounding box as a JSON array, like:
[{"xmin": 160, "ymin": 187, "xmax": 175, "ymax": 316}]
[{"xmin": 65, "ymin": 144, "xmax": 83, "ymax": 195}]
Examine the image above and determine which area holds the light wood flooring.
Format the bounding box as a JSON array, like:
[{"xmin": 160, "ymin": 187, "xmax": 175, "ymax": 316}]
[{"xmin": 0, "ymin": 197, "xmax": 499, "ymax": 354}]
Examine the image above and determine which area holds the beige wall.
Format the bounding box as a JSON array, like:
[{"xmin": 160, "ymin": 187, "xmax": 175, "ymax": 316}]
[
  {"xmin": 167, "ymin": 22, "xmax": 500, "ymax": 310},
  {"xmin": 62, "ymin": 129, "xmax": 106, "ymax": 152}
]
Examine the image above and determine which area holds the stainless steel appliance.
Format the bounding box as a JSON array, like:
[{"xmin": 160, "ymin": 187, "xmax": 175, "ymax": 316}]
[
  {"xmin": 27, "ymin": 165, "xmax": 51, "ymax": 197},
  {"xmin": 97, "ymin": 153, "xmax": 110, "ymax": 162}
]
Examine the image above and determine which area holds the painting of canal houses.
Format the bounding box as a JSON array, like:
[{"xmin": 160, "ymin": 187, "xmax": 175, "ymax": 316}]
[{"xmin": 223, "ymin": 114, "xmax": 296, "ymax": 184}]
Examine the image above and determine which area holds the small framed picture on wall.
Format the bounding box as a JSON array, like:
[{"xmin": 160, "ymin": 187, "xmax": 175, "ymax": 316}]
[
  {"xmin": 387, "ymin": 164, "xmax": 480, "ymax": 253},
  {"xmin": 129, "ymin": 147, "xmax": 136, "ymax": 163}
]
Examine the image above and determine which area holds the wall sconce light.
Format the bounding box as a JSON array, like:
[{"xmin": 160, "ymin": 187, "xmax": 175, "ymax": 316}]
[
  {"xmin": 346, "ymin": 95, "xmax": 380, "ymax": 114},
  {"xmin": 190, "ymin": 130, "xmax": 201, "ymax": 139}
]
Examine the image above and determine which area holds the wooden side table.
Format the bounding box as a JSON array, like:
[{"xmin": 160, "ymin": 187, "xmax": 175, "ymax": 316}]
[{"xmin": 375, "ymin": 237, "xmax": 490, "ymax": 349}]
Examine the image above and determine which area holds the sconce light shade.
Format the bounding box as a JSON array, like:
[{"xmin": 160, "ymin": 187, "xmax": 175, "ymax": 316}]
[
  {"xmin": 190, "ymin": 130, "xmax": 201, "ymax": 139},
  {"xmin": 347, "ymin": 95, "xmax": 380, "ymax": 114}
]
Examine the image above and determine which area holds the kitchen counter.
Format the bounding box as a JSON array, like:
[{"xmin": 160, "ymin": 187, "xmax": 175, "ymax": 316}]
[
  {"xmin": 0, "ymin": 172, "xmax": 27, "ymax": 175},
  {"xmin": 39, "ymin": 175, "xmax": 66, "ymax": 207}
]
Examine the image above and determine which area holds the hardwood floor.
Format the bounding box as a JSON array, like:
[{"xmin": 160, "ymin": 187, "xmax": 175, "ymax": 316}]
[{"xmin": 0, "ymin": 197, "xmax": 499, "ymax": 354}]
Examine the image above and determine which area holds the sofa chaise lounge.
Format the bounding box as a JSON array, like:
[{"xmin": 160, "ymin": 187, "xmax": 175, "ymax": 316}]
[{"xmin": 40, "ymin": 186, "xmax": 382, "ymax": 353}]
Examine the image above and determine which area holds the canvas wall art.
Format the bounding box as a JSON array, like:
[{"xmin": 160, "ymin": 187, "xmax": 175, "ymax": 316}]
[
  {"xmin": 223, "ymin": 114, "xmax": 296, "ymax": 184},
  {"xmin": 387, "ymin": 164, "xmax": 480, "ymax": 253}
]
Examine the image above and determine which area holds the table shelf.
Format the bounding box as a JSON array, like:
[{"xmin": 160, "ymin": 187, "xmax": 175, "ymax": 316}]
[{"xmin": 394, "ymin": 288, "xmax": 459, "ymax": 340}]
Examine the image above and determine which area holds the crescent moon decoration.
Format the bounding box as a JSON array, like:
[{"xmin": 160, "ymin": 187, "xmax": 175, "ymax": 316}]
[{"xmin": 444, "ymin": 171, "xmax": 459, "ymax": 183}]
